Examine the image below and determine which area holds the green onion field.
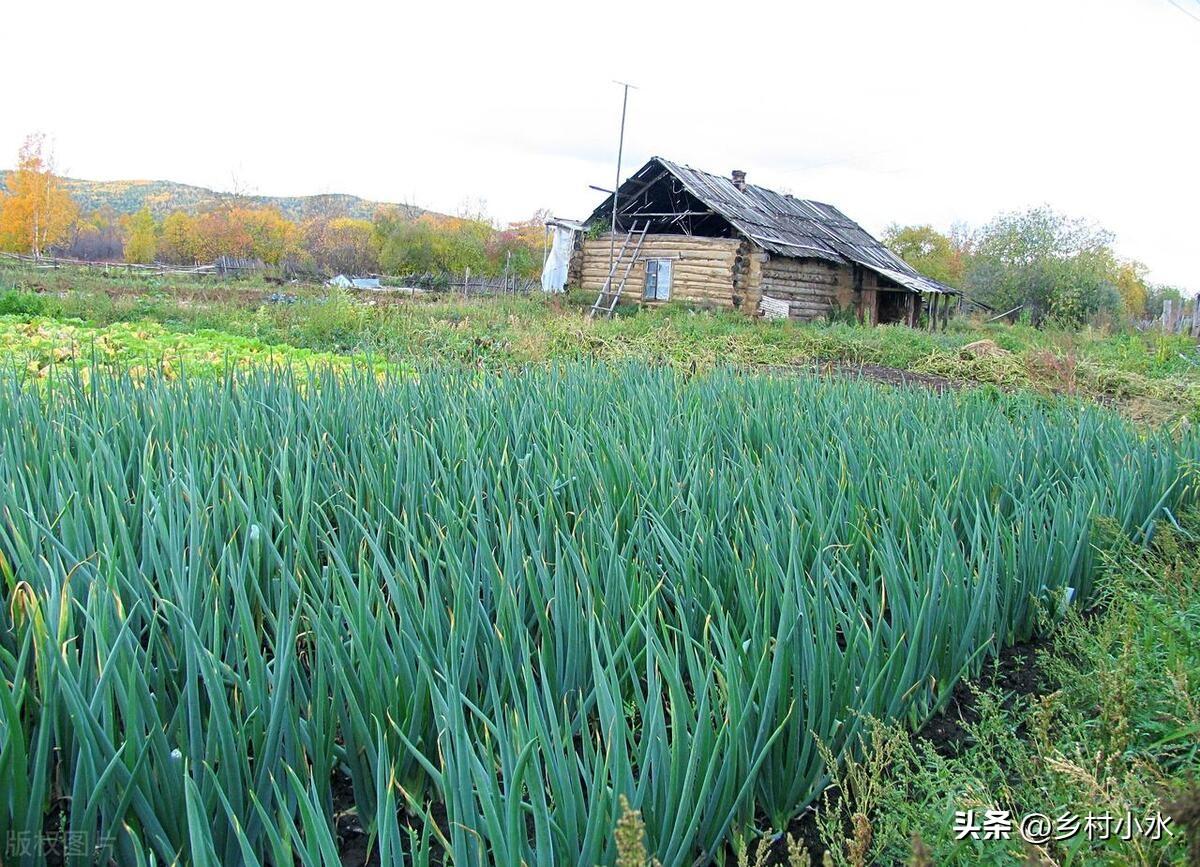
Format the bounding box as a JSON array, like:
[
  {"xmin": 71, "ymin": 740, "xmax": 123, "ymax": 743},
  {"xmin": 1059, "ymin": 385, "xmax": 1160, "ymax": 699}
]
[{"xmin": 0, "ymin": 364, "xmax": 1195, "ymax": 865}]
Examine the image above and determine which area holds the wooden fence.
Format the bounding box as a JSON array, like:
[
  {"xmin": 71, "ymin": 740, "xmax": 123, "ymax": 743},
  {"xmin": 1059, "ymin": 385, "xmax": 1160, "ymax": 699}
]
[
  {"xmin": 382, "ymin": 269, "xmax": 538, "ymax": 296},
  {"xmin": 2, "ymin": 254, "xmax": 540, "ymax": 295},
  {"xmin": 1158, "ymin": 297, "xmax": 1200, "ymax": 339},
  {"xmin": 0, "ymin": 251, "xmax": 242, "ymax": 277}
]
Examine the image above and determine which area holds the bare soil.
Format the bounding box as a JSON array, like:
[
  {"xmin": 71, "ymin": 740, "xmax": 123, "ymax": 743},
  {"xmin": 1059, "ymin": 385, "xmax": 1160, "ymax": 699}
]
[
  {"xmin": 752, "ymin": 634, "xmax": 1052, "ymax": 865},
  {"xmin": 763, "ymin": 360, "xmax": 966, "ymax": 394}
]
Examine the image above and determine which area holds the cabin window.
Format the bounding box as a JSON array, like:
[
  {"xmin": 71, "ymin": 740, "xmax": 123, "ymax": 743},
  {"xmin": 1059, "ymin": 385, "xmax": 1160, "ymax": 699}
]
[{"xmin": 644, "ymin": 259, "xmax": 672, "ymax": 301}]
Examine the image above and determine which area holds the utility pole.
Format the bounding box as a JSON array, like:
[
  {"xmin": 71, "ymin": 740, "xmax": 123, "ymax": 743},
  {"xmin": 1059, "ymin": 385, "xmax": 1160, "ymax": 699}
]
[{"xmin": 609, "ymin": 80, "xmax": 636, "ymax": 281}]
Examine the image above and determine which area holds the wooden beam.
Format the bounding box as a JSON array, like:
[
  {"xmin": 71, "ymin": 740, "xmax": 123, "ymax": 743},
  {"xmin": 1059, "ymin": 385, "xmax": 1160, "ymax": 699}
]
[
  {"xmin": 620, "ymin": 211, "xmax": 716, "ymax": 218},
  {"xmin": 615, "ymin": 169, "xmax": 670, "ymax": 206}
]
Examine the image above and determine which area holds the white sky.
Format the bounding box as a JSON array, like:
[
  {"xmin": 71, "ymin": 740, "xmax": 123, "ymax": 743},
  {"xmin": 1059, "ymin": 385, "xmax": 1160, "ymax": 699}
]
[{"xmin": 4, "ymin": 0, "xmax": 1198, "ymax": 288}]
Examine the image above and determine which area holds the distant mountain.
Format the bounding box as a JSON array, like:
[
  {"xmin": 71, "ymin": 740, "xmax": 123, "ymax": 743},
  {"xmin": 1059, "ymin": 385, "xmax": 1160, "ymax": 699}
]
[{"xmin": 0, "ymin": 171, "xmax": 426, "ymax": 222}]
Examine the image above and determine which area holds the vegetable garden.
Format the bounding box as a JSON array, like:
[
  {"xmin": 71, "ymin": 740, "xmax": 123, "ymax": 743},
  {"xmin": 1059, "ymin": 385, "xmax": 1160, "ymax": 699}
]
[{"xmin": 0, "ymin": 364, "xmax": 1195, "ymax": 865}]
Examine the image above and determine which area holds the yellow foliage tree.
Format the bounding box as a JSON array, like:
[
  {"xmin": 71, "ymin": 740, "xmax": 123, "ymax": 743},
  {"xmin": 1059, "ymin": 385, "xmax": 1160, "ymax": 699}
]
[
  {"xmin": 160, "ymin": 211, "xmax": 198, "ymax": 264},
  {"xmin": 303, "ymin": 216, "xmax": 378, "ymax": 274},
  {"xmin": 124, "ymin": 208, "xmax": 157, "ymax": 263},
  {"xmin": 506, "ymin": 208, "xmax": 551, "ymax": 251},
  {"xmin": 240, "ymin": 207, "xmax": 297, "ymax": 265},
  {"xmin": 1114, "ymin": 260, "xmax": 1149, "ymax": 317},
  {"xmin": 0, "ymin": 134, "xmax": 79, "ymax": 256},
  {"xmin": 167, "ymin": 206, "xmax": 298, "ymax": 265}
]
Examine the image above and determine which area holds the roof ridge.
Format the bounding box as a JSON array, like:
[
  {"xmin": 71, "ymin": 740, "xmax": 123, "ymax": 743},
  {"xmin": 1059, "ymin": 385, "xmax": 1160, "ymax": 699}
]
[{"xmin": 657, "ymin": 155, "xmax": 839, "ymax": 210}]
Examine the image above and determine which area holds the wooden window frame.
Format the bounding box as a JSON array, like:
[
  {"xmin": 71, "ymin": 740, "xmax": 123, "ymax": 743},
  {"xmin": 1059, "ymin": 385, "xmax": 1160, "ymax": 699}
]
[{"xmin": 643, "ymin": 258, "xmax": 673, "ymax": 301}]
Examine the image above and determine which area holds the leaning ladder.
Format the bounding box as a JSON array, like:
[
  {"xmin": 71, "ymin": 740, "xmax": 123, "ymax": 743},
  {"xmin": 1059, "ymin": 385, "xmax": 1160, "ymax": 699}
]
[{"xmin": 590, "ymin": 223, "xmax": 649, "ymax": 317}]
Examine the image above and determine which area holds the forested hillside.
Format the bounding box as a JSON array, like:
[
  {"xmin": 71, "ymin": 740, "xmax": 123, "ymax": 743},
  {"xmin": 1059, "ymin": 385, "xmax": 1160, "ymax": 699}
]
[
  {"xmin": 0, "ymin": 140, "xmax": 547, "ymax": 277},
  {"xmin": 0, "ymin": 170, "xmax": 425, "ymax": 222}
]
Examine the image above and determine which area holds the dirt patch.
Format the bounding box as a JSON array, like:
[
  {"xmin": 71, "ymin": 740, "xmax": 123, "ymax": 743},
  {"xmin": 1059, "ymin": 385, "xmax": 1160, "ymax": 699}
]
[
  {"xmin": 764, "ymin": 360, "xmax": 967, "ymax": 394},
  {"xmin": 916, "ymin": 636, "xmax": 1051, "ymax": 758},
  {"xmin": 1119, "ymin": 395, "xmax": 1188, "ymax": 426},
  {"xmin": 93, "ymin": 284, "xmax": 283, "ymax": 306},
  {"xmin": 333, "ymin": 768, "xmax": 378, "ymax": 866},
  {"xmin": 823, "ymin": 360, "xmax": 965, "ymax": 393},
  {"xmin": 744, "ymin": 634, "xmax": 1054, "ymax": 865}
]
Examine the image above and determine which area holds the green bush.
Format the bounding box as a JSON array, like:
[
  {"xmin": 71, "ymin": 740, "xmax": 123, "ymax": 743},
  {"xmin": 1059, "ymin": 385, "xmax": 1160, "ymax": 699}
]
[{"xmin": 0, "ymin": 289, "xmax": 53, "ymax": 317}]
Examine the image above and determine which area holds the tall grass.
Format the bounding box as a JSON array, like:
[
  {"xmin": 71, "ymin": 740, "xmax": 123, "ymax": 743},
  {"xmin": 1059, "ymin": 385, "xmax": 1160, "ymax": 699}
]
[{"xmin": 0, "ymin": 364, "xmax": 1195, "ymax": 865}]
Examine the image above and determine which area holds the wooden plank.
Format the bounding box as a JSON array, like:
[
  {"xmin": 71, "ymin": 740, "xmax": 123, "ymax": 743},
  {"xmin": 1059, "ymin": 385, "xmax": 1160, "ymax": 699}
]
[
  {"xmin": 584, "ymin": 237, "xmax": 739, "ymax": 253},
  {"xmin": 759, "ymin": 288, "xmax": 838, "ymax": 301},
  {"xmin": 760, "ymin": 296, "xmax": 790, "ymax": 319},
  {"xmin": 582, "ymin": 264, "xmax": 733, "ymax": 278}
]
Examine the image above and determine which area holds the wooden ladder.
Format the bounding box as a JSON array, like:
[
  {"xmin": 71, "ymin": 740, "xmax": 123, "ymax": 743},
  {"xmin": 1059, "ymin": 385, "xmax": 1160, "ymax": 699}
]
[{"xmin": 590, "ymin": 223, "xmax": 648, "ymax": 317}]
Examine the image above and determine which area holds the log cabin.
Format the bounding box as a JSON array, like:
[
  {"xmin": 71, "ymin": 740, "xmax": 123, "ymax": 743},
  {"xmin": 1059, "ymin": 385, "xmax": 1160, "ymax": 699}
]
[{"xmin": 574, "ymin": 156, "xmax": 958, "ymax": 326}]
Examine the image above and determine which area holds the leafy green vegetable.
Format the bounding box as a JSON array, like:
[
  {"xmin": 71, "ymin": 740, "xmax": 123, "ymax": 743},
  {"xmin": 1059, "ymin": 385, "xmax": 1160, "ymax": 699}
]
[{"xmin": 0, "ymin": 315, "xmax": 396, "ymax": 380}]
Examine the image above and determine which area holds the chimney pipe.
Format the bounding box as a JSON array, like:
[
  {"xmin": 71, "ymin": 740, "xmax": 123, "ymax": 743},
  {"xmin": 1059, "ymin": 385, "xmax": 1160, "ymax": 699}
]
[{"xmin": 731, "ymin": 169, "xmax": 747, "ymax": 191}]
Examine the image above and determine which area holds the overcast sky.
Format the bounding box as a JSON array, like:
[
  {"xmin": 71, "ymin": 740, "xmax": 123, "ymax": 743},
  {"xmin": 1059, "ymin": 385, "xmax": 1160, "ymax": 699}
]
[{"xmin": 5, "ymin": 0, "xmax": 1198, "ymax": 287}]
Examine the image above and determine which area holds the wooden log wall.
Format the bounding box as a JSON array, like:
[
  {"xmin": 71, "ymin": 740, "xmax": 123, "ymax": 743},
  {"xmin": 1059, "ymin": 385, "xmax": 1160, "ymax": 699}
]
[
  {"xmin": 732, "ymin": 241, "xmax": 765, "ymax": 310},
  {"xmin": 759, "ymin": 257, "xmax": 856, "ymax": 321},
  {"xmin": 567, "ymin": 233, "xmax": 583, "ymax": 286},
  {"xmin": 578, "ymin": 234, "xmax": 741, "ymax": 308}
]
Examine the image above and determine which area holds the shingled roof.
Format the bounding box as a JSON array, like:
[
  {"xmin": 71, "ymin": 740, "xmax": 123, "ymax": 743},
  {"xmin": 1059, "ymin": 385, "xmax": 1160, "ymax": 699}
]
[{"xmin": 588, "ymin": 156, "xmax": 958, "ymax": 295}]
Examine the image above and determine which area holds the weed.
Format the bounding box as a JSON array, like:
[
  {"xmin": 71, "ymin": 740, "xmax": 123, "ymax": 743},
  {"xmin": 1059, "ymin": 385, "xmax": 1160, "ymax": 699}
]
[
  {"xmin": 808, "ymin": 511, "xmax": 1200, "ymax": 864},
  {"xmin": 615, "ymin": 796, "xmax": 662, "ymax": 867}
]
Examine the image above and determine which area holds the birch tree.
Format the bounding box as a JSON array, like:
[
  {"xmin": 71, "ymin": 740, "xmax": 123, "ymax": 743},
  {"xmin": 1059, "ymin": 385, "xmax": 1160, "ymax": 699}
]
[{"xmin": 0, "ymin": 134, "xmax": 79, "ymax": 256}]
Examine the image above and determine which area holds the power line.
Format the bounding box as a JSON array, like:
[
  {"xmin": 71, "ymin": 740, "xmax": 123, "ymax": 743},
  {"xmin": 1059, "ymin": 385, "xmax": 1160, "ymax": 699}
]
[{"xmin": 1166, "ymin": 0, "xmax": 1200, "ymax": 23}]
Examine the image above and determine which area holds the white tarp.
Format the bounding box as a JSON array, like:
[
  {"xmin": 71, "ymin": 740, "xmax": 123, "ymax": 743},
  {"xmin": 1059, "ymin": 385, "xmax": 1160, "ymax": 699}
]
[
  {"xmin": 328, "ymin": 275, "xmax": 381, "ymax": 289},
  {"xmin": 540, "ymin": 224, "xmax": 576, "ymax": 294}
]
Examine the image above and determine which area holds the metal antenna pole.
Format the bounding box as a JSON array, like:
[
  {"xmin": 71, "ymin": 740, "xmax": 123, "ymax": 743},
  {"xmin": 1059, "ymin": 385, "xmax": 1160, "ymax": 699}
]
[{"xmin": 609, "ymin": 81, "xmax": 635, "ymax": 281}]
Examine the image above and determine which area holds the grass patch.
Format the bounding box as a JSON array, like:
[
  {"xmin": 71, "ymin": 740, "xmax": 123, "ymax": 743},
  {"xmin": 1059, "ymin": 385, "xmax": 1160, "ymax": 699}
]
[{"xmin": 1, "ymin": 265, "xmax": 1197, "ymax": 420}]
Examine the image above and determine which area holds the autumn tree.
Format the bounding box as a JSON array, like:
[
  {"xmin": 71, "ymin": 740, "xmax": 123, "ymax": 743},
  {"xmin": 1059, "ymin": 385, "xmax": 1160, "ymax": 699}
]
[
  {"xmin": 240, "ymin": 207, "xmax": 297, "ymax": 265},
  {"xmin": 1113, "ymin": 260, "xmax": 1149, "ymax": 316},
  {"xmin": 303, "ymin": 216, "xmax": 379, "ymax": 274},
  {"xmin": 159, "ymin": 211, "xmax": 198, "ymax": 264},
  {"xmin": 882, "ymin": 224, "xmax": 965, "ymax": 287},
  {"xmin": 377, "ymin": 213, "xmax": 489, "ymax": 275},
  {"xmin": 492, "ymin": 210, "xmax": 551, "ymax": 277},
  {"xmin": 0, "ymin": 134, "xmax": 79, "ymax": 255},
  {"xmin": 124, "ymin": 208, "xmax": 157, "ymax": 263},
  {"xmin": 190, "ymin": 210, "xmax": 249, "ymax": 261}
]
